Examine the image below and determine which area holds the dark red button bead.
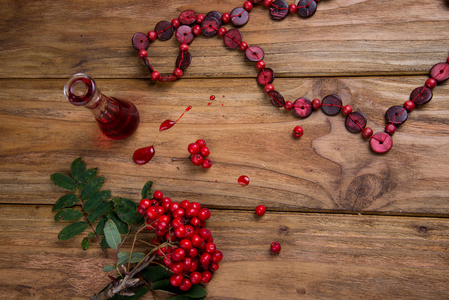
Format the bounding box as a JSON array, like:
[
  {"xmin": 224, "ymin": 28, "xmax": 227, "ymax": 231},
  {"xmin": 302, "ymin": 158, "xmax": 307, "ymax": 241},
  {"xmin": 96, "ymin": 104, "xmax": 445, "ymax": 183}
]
[
  {"xmin": 155, "ymin": 21, "xmax": 174, "ymax": 41},
  {"xmin": 385, "ymin": 106, "xmax": 407, "ymax": 125},
  {"xmin": 270, "ymin": 0, "xmax": 289, "ymax": 20},
  {"xmin": 245, "ymin": 46, "xmax": 264, "ymax": 61},
  {"xmin": 345, "ymin": 112, "xmax": 367, "ymax": 133},
  {"xmin": 223, "ymin": 29, "xmax": 243, "ymax": 49},
  {"xmin": 158, "ymin": 75, "xmax": 178, "ymax": 82},
  {"xmin": 206, "ymin": 11, "xmax": 223, "ymax": 28},
  {"xmin": 430, "ymin": 62, "xmax": 449, "ymax": 83},
  {"xmin": 321, "ymin": 94, "xmax": 342, "ymax": 116},
  {"xmin": 267, "ymin": 90, "xmax": 285, "ymax": 107},
  {"xmin": 201, "ymin": 16, "xmax": 220, "ymax": 36},
  {"xmin": 176, "ymin": 51, "xmax": 192, "ymax": 70},
  {"xmin": 297, "ymin": 0, "xmax": 317, "ymax": 18},
  {"xmin": 410, "ymin": 86, "xmax": 433, "ymax": 105},
  {"xmin": 179, "ymin": 10, "xmax": 197, "ymax": 25},
  {"xmin": 176, "ymin": 25, "xmax": 194, "ymax": 44},
  {"xmin": 230, "ymin": 7, "xmax": 249, "ymax": 27},
  {"xmin": 132, "ymin": 32, "xmax": 149, "ymax": 50},
  {"xmin": 293, "ymin": 97, "xmax": 313, "ymax": 118},
  {"xmin": 370, "ymin": 132, "xmax": 393, "ymax": 154},
  {"xmin": 257, "ymin": 68, "xmax": 275, "ymax": 86}
]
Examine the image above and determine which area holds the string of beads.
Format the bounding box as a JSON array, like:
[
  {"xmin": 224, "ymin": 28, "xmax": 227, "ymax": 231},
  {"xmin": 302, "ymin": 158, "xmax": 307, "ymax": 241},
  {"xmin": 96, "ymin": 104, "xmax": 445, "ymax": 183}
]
[{"xmin": 132, "ymin": 0, "xmax": 449, "ymax": 153}]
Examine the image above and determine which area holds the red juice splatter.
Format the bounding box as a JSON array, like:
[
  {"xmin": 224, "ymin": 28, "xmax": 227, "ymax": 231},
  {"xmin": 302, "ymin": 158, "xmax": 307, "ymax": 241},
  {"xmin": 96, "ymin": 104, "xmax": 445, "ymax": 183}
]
[
  {"xmin": 207, "ymin": 103, "xmax": 212, "ymax": 106},
  {"xmin": 210, "ymin": 95, "xmax": 215, "ymax": 100},
  {"xmin": 133, "ymin": 106, "xmax": 191, "ymax": 165},
  {"xmin": 238, "ymin": 175, "xmax": 250, "ymax": 186}
]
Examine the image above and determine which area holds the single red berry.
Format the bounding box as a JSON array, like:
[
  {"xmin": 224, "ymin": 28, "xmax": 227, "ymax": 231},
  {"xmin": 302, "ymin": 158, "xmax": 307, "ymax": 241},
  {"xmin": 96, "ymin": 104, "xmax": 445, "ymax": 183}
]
[
  {"xmin": 200, "ymin": 146, "xmax": 210, "ymax": 157},
  {"xmin": 172, "ymin": 248, "xmax": 186, "ymax": 262},
  {"xmin": 191, "ymin": 234, "xmax": 205, "ymax": 248},
  {"xmin": 173, "ymin": 208, "xmax": 185, "ymax": 219},
  {"xmin": 172, "ymin": 216, "xmax": 184, "ymax": 228},
  {"xmin": 362, "ymin": 127, "xmax": 374, "ymax": 138},
  {"xmin": 180, "ymin": 199, "xmax": 190, "ymax": 210},
  {"xmin": 342, "ymin": 105, "xmax": 353, "ymax": 116},
  {"xmin": 190, "ymin": 271, "xmax": 202, "ymax": 284},
  {"xmin": 179, "ymin": 278, "xmax": 192, "ymax": 291},
  {"xmin": 190, "ymin": 217, "xmax": 201, "ymax": 228},
  {"xmin": 243, "ymin": 1, "xmax": 253, "ymax": 11},
  {"xmin": 184, "ymin": 225, "xmax": 195, "ymax": 239},
  {"xmin": 205, "ymin": 242, "xmax": 216, "ymax": 254},
  {"xmin": 151, "ymin": 71, "xmax": 161, "ymax": 81},
  {"xmin": 190, "ymin": 202, "xmax": 201, "ymax": 210},
  {"xmin": 139, "ymin": 198, "xmax": 151, "ymax": 208},
  {"xmin": 284, "ymin": 101, "xmax": 293, "ymax": 110},
  {"xmin": 180, "ymin": 239, "xmax": 192, "ymax": 251},
  {"xmin": 198, "ymin": 208, "xmax": 211, "ymax": 221},
  {"xmin": 218, "ymin": 27, "xmax": 227, "ymax": 37},
  {"xmin": 171, "ymin": 18, "xmax": 180, "ymax": 28},
  {"xmin": 200, "ymin": 253, "xmax": 212, "ymax": 265},
  {"xmin": 192, "ymin": 25, "xmax": 201, "ymax": 35},
  {"xmin": 169, "ymin": 202, "xmax": 180, "ymax": 213},
  {"xmin": 210, "ymin": 262, "xmax": 220, "ymax": 272},
  {"xmin": 146, "ymin": 207, "xmax": 158, "ymax": 221},
  {"xmin": 164, "ymin": 254, "xmax": 173, "ymax": 267},
  {"xmin": 147, "ymin": 31, "xmax": 157, "ymax": 42},
  {"xmin": 138, "ymin": 49, "xmax": 147, "ymax": 58},
  {"xmin": 222, "ymin": 13, "xmax": 231, "ymax": 23},
  {"xmin": 191, "ymin": 154, "xmax": 204, "ymax": 166},
  {"xmin": 183, "ymin": 257, "xmax": 193, "ymax": 271},
  {"xmin": 175, "ymin": 225, "xmax": 186, "ymax": 238},
  {"xmin": 288, "ymin": 3, "xmax": 297, "ymax": 14},
  {"xmin": 188, "ymin": 247, "xmax": 198, "ymax": 258},
  {"xmin": 189, "ymin": 260, "xmax": 199, "ymax": 272},
  {"xmin": 201, "ymin": 271, "xmax": 212, "ymax": 283},
  {"xmin": 212, "ymin": 250, "xmax": 223, "ymax": 263},
  {"xmin": 174, "ymin": 68, "xmax": 183, "ymax": 78},
  {"xmin": 195, "ymin": 139, "xmax": 206, "ymax": 147},
  {"xmin": 239, "ymin": 41, "xmax": 249, "ymax": 51},
  {"xmin": 202, "ymin": 159, "xmax": 213, "ymax": 169},
  {"xmin": 161, "ymin": 197, "xmax": 172, "ymax": 210},
  {"xmin": 385, "ymin": 124, "xmax": 396, "ymax": 135},
  {"xmin": 312, "ymin": 98, "xmax": 321, "ymax": 110},
  {"xmin": 255, "ymin": 205, "xmax": 266, "ymax": 216},
  {"xmin": 185, "ymin": 207, "xmax": 198, "ymax": 218},
  {"xmin": 256, "ymin": 60, "xmax": 266, "ymax": 70},
  {"xmin": 153, "ymin": 190, "xmax": 163, "ymax": 200},
  {"xmin": 404, "ymin": 100, "xmax": 415, "ymax": 112},
  {"xmin": 199, "ymin": 228, "xmax": 212, "ymax": 240},
  {"xmin": 271, "ymin": 241, "xmax": 281, "ymax": 253},
  {"xmin": 196, "ymin": 14, "xmax": 205, "ymax": 24},
  {"xmin": 293, "ymin": 126, "xmax": 303, "ymax": 138},
  {"xmin": 171, "ymin": 262, "xmax": 184, "ymax": 274},
  {"xmin": 170, "ymin": 274, "xmax": 183, "ymax": 287},
  {"xmin": 180, "ymin": 43, "xmax": 189, "ymax": 52},
  {"xmin": 425, "ymin": 78, "xmax": 437, "ymax": 89},
  {"xmin": 188, "ymin": 142, "xmax": 200, "ymax": 154}
]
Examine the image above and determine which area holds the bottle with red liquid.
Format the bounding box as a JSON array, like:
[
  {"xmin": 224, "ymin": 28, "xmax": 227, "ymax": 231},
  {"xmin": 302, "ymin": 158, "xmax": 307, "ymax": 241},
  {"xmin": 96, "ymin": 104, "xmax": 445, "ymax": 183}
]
[{"xmin": 63, "ymin": 73, "xmax": 140, "ymax": 140}]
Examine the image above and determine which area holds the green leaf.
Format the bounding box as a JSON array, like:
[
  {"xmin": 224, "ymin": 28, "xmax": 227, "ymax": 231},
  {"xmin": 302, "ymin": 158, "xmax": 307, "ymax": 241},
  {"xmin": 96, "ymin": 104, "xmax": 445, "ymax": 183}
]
[
  {"xmin": 116, "ymin": 252, "xmax": 146, "ymax": 267},
  {"xmin": 70, "ymin": 157, "xmax": 86, "ymax": 182},
  {"xmin": 114, "ymin": 197, "xmax": 138, "ymax": 225},
  {"xmin": 84, "ymin": 190, "xmax": 111, "ymax": 213},
  {"xmin": 81, "ymin": 236, "xmax": 91, "ymax": 250},
  {"xmin": 181, "ymin": 284, "xmax": 207, "ymax": 299},
  {"xmin": 141, "ymin": 181, "xmax": 153, "ymax": 199},
  {"xmin": 108, "ymin": 212, "xmax": 129, "ymax": 235},
  {"xmin": 169, "ymin": 296, "xmax": 204, "ymax": 300},
  {"xmin": 81, "ymin": 177, "xmax": 105, "ymax": 201},
  {"xmin": 54, "ymin": 208, "xmax": 83, "ymax": 222},
  {"xmin": 104, "ymin": 219, "xmax": 121, "ymax": 250},
  {"xmin": 78, "ymin": 168, "xmax": 98, "ymax": 188},
  {"xmin": 96, "ymin": 216, "xmax": 107, "ymax": 236},
  {"xmin": 88, "ymin": 201, "xmax": 113, "ymax": 223},
  {"xmin": 102, "ymin": 265, "xmax": 116, "ymax": 272},
  {"xmin": 58, "ymin": 221, "xmax": 88, "ymax": 241},
  {"xmin": 110, "ymin": 286, "xmax": 149, "ymax": 300},
  {"xmin": 50, "ymin": 173, "xmax": 77, "ymax": 190},
  {"xmin": 151, "ymin": 279, "xmax": 179, "ymax": 294},
  {"xmin": 88, "ymin": 232, "xmax": 95, "ymax": 238},
  {"xmin": 52, "ymin": 194, "xmax": 79, "ymax": 211},
  {"xmin": 100, "ymin": 236, "xmax": 109, "ymax": 249},
  {"xmin": 151, "ymin": 279, "xmax": 206, "ymax": 299},
  {"xmin": 142, "ymin": 266, "xmax": 170, "ymax": 283}
]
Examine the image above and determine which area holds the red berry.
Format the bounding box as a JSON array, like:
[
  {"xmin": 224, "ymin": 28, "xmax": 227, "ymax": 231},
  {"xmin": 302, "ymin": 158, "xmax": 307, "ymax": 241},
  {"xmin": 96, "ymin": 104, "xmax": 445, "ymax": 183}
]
[
  {"xmin": 188, "ymin": 247, "xmax": 198, "ymax": 258},
  {"xmin": 180, "ymin": 239, "xmax": 192, "ymax": 251},
  {"xmin": 161, "ymin": 197, "xmax": 172, "ymax": 210},
  {"xmin": 293, "ymin": 126, "xmax": 303, "ymax": 138},
  {"xmin": 179, "ymin": 278, "xmax": 192, "ymax": 291},
  {"xmin": 199, "ymin": 228, "xmax": 212, "ymax": 240},
  {"xmin": 200, "ymin": 146, "xmax": 210, "ymax": 157},
  {"xmin": 172, "ymin": 248, "xmax": 186, "ymax": 262},
  {"xmin": 198, "ymin": 208, "xmax": 211, "ymax": 221},
  {"xmin": 139, "ymin": 198, "xmax": 151, "ymax": 209},
  {"xmin": 202, "ymin": 159, "xmax": 213, "ymax": 169},
  {"xmin": 146, "ymin": 207, "xmax": 158, "ymax": 221},
  {"xmin": 200, "ymin": 253, "xmax": 212, "ymax": 265},
  {"xmin": 183, "ymin": 257, "xmax": 193, "ymax": 271},
  {"xmin": 172, "ymin": 216, "xmax": 184, "ymax": 228},
  {"xmin": 164, "ymin": 255, "xmax": 173, "ymax": 267},
  {"xmin": 188, "ymin": 142, "xmax": 200, "ymax": 154},
  {"xmin": 171, "ymin": 262, "xmax": 184, "ymax": 274},
  {"xmin": 170, "ymin": 274, "xmax": 183, "ymax": 287},
  {"xmin": 212, "ymin": 250, "xmax": 223, "ymax": 263},
  {"xmin": 190, "ymin": 271, "xmax": 202, "ymax": 284},
  {"xmin": 201, "ymin": 271, "xmax": 212, "ymax": 283},
  {"xmin": 153, "ymin": 190, "xmax": 163, "ymax": 200},
  {"xmin": 184, "ymin": 225, "xmax": 195, "ymax": 239},
  {"xmin": 190, "ymin": 202, "xmax": 201, "ymax": 210},
  {"xmin": 191, "ymin": 234, "xmax": 204, "ymax": 248},
  {"xmin": 175, "ymin": 225, "xmax": 186, "ymax": 238},
  {"xmin": 185, "ymin": 207, "xmax": 198, "ymax": 218},
  {"xmin": 191, "ymin": 153, "xmax": 203, "ymax": 166},
  {"xmin": 180, "ymin": 199, "xmax": 190, "ymax": 210},
  {"xmin": 284, "ymin": 101, "xmax": 293, "ymax": 110},
  {"xmin": 169, "ymin": 202, "xmax": 180, "ymax": 213},
  {"xmin": 210, "ymin": 262, "xmax": 220, "ymax": 272},
  {"xmin": 173, "ymin": 208, "xmax": 185, "ymax": 219},
  {"xmin": 205, "ymin": 242, "xmax": 216, "ymax": 253},
  {"xmin": 189, "ymin": 260, "xmax": 199, "ymax": 272},
  {"xmin": 270, "ymin": 241, "xmax": 281, "ymax": 253},
  {"xmin": 255, "ymin": 205, "xmax": 266, "ymax": 216},
  {"xmin": 196, "ymin": 139, "xmax": 206, "ymax": 147}
]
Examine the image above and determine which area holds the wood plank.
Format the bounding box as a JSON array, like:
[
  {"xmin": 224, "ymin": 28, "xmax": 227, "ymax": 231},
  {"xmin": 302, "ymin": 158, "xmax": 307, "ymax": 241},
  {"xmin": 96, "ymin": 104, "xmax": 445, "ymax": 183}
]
[
  {"xmin": 1, "ymin": 78, "xmax": 448, "ymax": 215},
  {"xmin": 0, "ymin": 0, "xmax": 448, "ymax": 78},
  {"xmin": 0, "ymin": 204, "xmax": 448, "ymax": 299}
]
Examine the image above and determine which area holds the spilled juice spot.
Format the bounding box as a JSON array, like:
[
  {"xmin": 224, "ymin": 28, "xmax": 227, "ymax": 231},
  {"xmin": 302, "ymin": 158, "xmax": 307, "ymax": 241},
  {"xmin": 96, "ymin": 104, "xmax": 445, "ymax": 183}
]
[{"xmin": 238, "ymin": 175, "xmax": 250, "ymax": 186}]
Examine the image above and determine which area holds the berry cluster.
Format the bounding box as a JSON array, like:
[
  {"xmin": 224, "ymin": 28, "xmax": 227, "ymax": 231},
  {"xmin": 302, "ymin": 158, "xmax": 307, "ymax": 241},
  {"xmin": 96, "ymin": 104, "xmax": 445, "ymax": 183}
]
[
  {"xmin": 138, "ymin": 190, "xmax": 222, "ymax": 291},
  {"xmin": 188, "ymin": 139, "xmax": 212, "ymax": 169}
]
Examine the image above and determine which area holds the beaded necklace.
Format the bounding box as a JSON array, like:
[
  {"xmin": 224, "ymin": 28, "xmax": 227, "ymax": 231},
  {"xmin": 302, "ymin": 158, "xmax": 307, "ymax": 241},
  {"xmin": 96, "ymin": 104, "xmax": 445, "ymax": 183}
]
[{"xmin": 131, "ymin": 0, "xmax": 449, "ymax": 154}]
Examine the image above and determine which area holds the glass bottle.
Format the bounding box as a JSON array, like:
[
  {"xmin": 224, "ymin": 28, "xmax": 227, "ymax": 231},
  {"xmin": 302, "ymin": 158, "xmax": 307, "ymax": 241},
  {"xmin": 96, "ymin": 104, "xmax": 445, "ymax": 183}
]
[{"xmin": 63, "ymin": 73, "xmax": 140, "ymax": 140}]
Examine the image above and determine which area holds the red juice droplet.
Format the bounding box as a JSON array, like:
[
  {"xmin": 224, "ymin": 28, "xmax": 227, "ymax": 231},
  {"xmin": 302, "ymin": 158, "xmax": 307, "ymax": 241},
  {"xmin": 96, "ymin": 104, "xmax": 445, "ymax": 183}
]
[
  {"xmin": 133, "ymin": 146, "xmax": 155, "ymax": 165},
  {"xmin": 207, "ymin": 102, "xmax": 212, "ymax": 106},
  {"xmin": 159, "ymin": 120, "xmax": 176, "ymax": 131},
  {"xmin": 238, "ymin": 175, "xmax": 250, "ymax": 186},
  {"xmin": 210, "ymin": 95, "xmax": 215, "ymax": 100}
]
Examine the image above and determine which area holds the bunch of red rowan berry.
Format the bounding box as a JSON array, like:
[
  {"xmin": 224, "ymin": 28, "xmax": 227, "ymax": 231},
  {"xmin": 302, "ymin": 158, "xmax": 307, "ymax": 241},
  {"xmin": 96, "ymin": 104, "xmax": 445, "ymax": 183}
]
[
  {"xmin": 187, "ymin": 139, "xmax": 212, "ymax": 169},
  {"xmin": 137, "ymin": 190, "xmax": 222, "ymax": 291}
]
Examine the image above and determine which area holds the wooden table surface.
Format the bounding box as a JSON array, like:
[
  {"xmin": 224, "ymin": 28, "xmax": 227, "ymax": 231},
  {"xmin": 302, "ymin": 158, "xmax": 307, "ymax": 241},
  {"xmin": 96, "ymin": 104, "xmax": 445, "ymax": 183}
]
[{"xmin": 1, "ymin": 0, "xmax": 449, "ymax": 299}]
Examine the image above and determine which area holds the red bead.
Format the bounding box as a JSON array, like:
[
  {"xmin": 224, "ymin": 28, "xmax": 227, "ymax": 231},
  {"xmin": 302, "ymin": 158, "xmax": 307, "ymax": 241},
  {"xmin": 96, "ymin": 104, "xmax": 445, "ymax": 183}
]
[
  {"xmin": 151, "ymin": 71, "xmax": 161, "ymax": 81},
  {"xmin": 244, "ymin": 1, "xmax": 254, "ymax": 11},
  {"xmin": 180, "ymin": 43, "xmax": 189, "ymax": 52},
  {"xmin": 264, "ymin": 84, "xmax": 274, "ymax": 93},
  {"xmin": 173, "ymin": 68, "xmax": 183, "ymax": 78},
  {"xmin": 196, "ymin": 14, "xmax": 205, "ymax": 24},
  {"xmin": 292, "ymin": 126, "xmax": 303, "ymax": 138},
  {"xmin": 218, "ymin": 27, "xmax": 227, "ymax": 37},
  {"xmin": 138, "ymin": 49, "xmax": 148, "ymax": 58},
  {"xmin": 425, "ymin": 78, "xmax": 437, "ymax": 89},
  {"xmin": 264, "ymin": 0, "xmax": 273, "ymax": 7},
  {"xmin": 239, "ymin": 41, "xmax": 248, "ymax": 51},
  {"xmin": 284, "ymin": 101, "xmax": 293, "ymax": 110},
  {"xmin": 403, "ymin": 100, "xmax": 415, "ymax": 112},
  {"xmin": 171, "ymin": 18, "xmax": 180, "ymax": 29},
  {"xmin": 312, "ymin": 98, "xmax": 321, "ymax": 110},
  {"xmin": 222, "ymin": 13, "xmax": 231, "ymax": 23},
  {"xmin": 147, "ymin": 31, "xmax": 157, "ymax": 42},
  {"xmin": 288, "ymin": 4, "xmax": 297, "ymax": 14},
  {"xmin": 256, "ymin": 60, "xmax": 266, "ymax": 70},
  {"xmin": 385, "ymin": 124, "xmax": 396, "ymax": 135},
  {"xmin": 342, "ymin": 105, "xmax": 353, "ymax": 116},
  {"xmin": 362, "ymin": 127, "xmax": 373, "ymax": 139},
  {"xmin": 447, "ymin": 57, "xmax": 449, "ymax": 63},
  {"xmin": 192, "ymin": 25, "xmax": 201, "ymax": 36}
]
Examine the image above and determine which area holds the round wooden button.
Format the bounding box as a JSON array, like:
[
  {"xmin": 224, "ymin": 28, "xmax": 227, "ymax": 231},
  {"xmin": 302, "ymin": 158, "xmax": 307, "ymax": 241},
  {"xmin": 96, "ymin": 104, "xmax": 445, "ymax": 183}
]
[
  {"xmin": 430, "ymin": 62, "xmax": 449, "ymax": 83},
  {"xmin": 206, "ymin": 11, "xmax": 223, "ymax": 28},
  {"xmin": 385, "ymin": 105, "xmax": 408, "ymax": 125},
  {"xmin": 345, "ymin": 112, "xmax": 367, "ymax": 133},
  {"xmin": 321, "ymin": 94, "xmax": 342, "ymax": 115},
  {"xmin": 268, "ymin": 90, "xmax": 285, "ymax": 107},
  {"xmin": 223, "ymin": 29, "xmax": 243, "ymax": 49},
  {"xmin": 370, "ymin": 132, "xmax": 393, "ymax": 153},
  {"xmin": 158, "ymin": 75, "xmax": 178, "ymax": 82},
  {"xmin": 132, "ymin": 32, "xmax": 149, "ymax": 50},
  {"xmin": 201, "ymin": 16, "xmax": 219, "ymax": 36},
  {"xmin": 293, "ymin": 98, "xmax": 313, "ymax": 118},
  {"xmin": 176, "ymin": 51, "xmax": 192, "ymax": 70},
  {"xmin": 179, "ymin": 10, "xmax": 197, "ymax": 25},
  {"xmin": 175, "ymin": 25, "xmax": 194, "ymax": 44},
  {"xmin": 230, "ymin": 7, "xmax": 249, "ymax": 27},
  {"xmin": 257, "ymin": 68, "xmax": 275, "ymax": 86},
  {"xmin": 245, "ymin": 46, "xmax": 264, "ymax": 62},
  {"xmin": 409, "ymin": 86, "xmax": 433, "ymax": 105},
  {"xmin": 155, "ymin": 21, "xmax": 174, "ymax": 41},
  {"xmin": 297, "ymin": 0, "xmax": 317, "ymax": 18},
  {"xmin": 270, "ymin": 0, "xmax": 289, "ymax": 20}
]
